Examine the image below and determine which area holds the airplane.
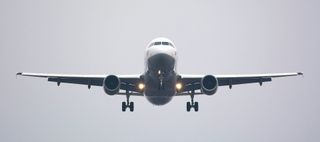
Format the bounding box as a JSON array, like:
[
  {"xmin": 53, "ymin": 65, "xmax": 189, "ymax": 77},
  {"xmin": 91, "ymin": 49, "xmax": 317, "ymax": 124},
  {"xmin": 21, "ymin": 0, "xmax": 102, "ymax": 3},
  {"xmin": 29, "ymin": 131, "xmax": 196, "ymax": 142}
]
[{"xmin": 17, "ymin": 37, "xmax": 303, "ymax": 112}]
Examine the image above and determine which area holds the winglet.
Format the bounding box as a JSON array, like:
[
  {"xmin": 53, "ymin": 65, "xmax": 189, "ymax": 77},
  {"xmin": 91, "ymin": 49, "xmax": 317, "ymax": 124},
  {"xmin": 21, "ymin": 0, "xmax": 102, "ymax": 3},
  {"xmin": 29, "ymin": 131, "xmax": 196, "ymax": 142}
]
[
  {"xmin": 16, "ymin": 72, "xmax": 22, "ymax": 79},
  {"xmin": 297, "ymin": 72, "xmax": 304, "ymax": 78}
]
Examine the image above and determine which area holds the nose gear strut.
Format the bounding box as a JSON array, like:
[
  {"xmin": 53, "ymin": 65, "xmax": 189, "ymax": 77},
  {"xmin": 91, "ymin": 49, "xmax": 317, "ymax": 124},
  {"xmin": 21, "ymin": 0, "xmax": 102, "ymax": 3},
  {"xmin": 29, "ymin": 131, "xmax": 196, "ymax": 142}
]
[{"xmin": 158, "ymin": 70, "xmax": 165, "ymax": 90}]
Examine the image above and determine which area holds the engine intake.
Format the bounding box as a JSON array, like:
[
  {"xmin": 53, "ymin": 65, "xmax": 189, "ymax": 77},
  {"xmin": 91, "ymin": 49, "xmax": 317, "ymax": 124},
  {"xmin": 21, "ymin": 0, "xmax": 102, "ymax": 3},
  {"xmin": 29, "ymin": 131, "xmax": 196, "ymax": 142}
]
[
  {"xmin": 201, "ymin": 75, "xmax": 218, "ymax": 95},
  {"xmin": 103, "ymin": 75, "xmax": 120, "ymax": 95}
]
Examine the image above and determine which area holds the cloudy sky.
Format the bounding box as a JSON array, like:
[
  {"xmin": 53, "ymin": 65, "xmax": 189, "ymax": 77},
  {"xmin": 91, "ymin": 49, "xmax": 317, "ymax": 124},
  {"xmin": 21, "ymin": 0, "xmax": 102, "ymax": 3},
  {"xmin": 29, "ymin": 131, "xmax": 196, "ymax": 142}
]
[{"xmin": 1, "ymin": 0, "xmax": 319, "ymax": 142}]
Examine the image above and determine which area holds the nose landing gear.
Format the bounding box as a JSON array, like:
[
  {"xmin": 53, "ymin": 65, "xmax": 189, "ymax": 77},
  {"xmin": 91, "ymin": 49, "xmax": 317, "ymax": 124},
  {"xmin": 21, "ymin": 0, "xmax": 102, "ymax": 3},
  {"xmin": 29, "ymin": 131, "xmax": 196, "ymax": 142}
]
[{"xmin": 158, "ymin": 70, "xmax": 165, "ymax": 90}]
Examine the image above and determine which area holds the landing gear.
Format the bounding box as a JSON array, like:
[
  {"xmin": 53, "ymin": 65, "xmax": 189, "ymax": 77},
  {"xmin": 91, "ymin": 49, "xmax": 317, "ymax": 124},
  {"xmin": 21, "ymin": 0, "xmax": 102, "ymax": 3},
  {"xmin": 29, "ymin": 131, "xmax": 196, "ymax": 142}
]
[
  {"xmin": 186, "ymin": 102, "xmax": 191, "ymax": 112},
  {"xmin": 158, "ymin": 70, "xmax": 164, "ymax": 90},
  {"xmin": 122, "ymin": 84, "xmax": 134, "ymax": 112},
  {"xmin": 129, "ymin": 102, "xmax": 134, "ymax": 112},
  {"xmin": 122, "ymin": 102, "xmax": 126, "ymax": 111},
  {"xmin": 186, "ymin": 95, "xmax": 199, "ymax": 112},
  {"xmin": 122, "ymin": 95, "xmax": 134, "ymax": 112},
  {"xmin": 186, "ymin": 83, "xmax": 199, "ymax": 112},
  {"xmin": 194, "ymin": 102, "xmax": 199, "ymax": 112}
]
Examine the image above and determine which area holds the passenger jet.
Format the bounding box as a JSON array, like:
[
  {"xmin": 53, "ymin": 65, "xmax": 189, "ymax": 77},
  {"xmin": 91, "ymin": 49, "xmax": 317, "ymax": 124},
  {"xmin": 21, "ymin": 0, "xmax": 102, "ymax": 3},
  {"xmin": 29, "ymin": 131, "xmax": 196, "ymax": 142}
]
[{"xmin": 17, "ymin": 37, "xmax": 303, "ymax": 112}]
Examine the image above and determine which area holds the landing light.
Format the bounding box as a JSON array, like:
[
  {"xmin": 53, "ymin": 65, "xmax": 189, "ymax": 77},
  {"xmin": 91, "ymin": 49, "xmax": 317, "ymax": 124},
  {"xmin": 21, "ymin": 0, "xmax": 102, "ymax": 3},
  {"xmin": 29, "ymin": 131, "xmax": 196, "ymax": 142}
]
[
  {"xmin": 138, "ymin": 83, "xmax": 145, "ymax": 90},
  {"xmin": 176, "ymin": 83, "xmax": 182, "ymax": 90}
]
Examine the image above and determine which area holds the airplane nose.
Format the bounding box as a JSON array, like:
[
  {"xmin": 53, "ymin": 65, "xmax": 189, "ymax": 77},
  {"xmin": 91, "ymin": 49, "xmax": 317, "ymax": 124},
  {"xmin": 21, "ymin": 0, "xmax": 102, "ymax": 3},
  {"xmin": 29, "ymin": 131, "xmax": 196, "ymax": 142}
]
[
  {"xmin": 149, "ymin": 46, "xmax": 176, "ymax": 58},
  {"xmin": 147, "ymin": 52, "xmax": 175, "ymax": 73}
]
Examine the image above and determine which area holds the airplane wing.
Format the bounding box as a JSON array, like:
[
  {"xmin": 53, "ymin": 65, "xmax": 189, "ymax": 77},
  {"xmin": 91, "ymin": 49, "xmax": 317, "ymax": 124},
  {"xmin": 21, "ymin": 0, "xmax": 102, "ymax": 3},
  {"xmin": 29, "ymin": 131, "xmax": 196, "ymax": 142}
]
[
  {"xmin": 177, "ymin": 72, "xmax": 303, "ymax": 95},
  {"xmin": 16, "ymin": 72, "xmax": 143, "ymax": 96}
]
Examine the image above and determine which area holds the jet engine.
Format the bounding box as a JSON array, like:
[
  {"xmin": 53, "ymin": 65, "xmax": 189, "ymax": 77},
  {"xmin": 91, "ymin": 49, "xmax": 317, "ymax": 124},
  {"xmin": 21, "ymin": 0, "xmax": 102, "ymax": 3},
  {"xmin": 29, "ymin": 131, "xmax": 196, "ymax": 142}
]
[
  {"xmin": 201, "ymin": 75, "xmax": 218, "ymax": 95},
  {"xmin": 103, "ymin": 75, "xmax": 120, "ymax": 95}
]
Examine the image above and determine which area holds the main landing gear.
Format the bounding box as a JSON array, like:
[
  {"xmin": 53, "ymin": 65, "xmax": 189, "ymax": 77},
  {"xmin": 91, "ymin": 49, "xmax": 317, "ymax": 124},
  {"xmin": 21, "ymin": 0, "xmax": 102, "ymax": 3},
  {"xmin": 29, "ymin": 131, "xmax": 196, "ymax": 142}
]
[
  {"xmin": 186, "ymin": 94, "xmax": 199, "ymax": 112},
  {"xmin": 122, "ymin": 94, "xmax": 134, "ymax": 112},
  {"xmin": 122, "ymin": 83, "xmax": 134, "ymax": 112},
  {"xmin": 186, "ymin": 83, "xmax": 199, "ymax": 112}
]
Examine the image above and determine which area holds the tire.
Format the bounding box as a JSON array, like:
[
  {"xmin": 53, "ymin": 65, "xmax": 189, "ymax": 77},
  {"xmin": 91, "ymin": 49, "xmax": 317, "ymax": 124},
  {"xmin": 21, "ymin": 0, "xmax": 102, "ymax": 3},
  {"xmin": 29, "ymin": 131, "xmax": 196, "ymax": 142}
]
[
  {"xmin": 186, "ymin": 102, "xmax": 191, "ymax": 112},
  {"xmin": 122, "ymin": 102, "xmax": 126, "ymax": 112},
  {"xmin": 194, "ymin": 102, "xmax": 199, "ymax": 112},
  {"xmin": 129, "ymin": 102, "xmax": 134, "ymax": 112}
]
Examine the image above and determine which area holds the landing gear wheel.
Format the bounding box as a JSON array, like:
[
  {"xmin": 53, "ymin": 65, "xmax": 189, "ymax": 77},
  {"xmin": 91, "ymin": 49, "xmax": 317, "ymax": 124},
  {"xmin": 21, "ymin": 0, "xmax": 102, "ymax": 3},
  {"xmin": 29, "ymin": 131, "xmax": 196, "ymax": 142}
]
[
  {"xmin": 129, "ymin": 102, "xmax": 134, "ymax": 112},
  {"xmin": 122, "ymin": 102, "xmax": 126, "ymax": 112},
  {"xmin": 186, "ymin": 102, "xmax": 191, "ymax": 112},
  {"xmin": 194, "ymin": 102, "xmax": 199, "ymax": 112}
]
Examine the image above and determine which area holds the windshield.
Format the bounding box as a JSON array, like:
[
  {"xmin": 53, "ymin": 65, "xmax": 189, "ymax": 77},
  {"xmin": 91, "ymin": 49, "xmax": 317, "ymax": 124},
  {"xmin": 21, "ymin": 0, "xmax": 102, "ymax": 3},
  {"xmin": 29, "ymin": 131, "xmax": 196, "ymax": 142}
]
[{"xmin": 149, "ymin": 41, "xmax": 174, "ymax": 47}]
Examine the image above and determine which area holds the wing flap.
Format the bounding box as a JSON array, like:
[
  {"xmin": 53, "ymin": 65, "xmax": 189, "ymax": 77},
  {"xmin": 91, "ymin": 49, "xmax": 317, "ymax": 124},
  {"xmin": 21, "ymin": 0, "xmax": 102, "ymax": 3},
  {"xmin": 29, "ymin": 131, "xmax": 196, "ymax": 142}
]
[
  {"xmin": 218, "ymin": 77, "xmax": 272, "ymax": 86},
  {"xmin": 48, "ymin": 77, "xmax": 103, "ymax": 86}
]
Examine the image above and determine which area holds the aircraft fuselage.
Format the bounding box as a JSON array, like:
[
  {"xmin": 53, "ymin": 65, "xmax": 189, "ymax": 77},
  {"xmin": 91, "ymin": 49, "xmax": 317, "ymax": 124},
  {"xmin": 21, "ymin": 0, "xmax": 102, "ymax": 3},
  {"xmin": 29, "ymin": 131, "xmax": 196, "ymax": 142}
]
[{"xmin": 144, "ymin": 38, "xmax": 177, "ymax": 105}]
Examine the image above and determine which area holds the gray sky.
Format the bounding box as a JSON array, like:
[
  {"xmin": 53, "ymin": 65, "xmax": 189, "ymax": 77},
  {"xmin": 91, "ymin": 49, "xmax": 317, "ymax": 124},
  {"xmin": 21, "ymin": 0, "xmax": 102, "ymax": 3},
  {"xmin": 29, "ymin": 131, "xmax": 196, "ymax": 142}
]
[{"xmin": 1, "ymin": 0, "xmax": 319, "ymax": 142}]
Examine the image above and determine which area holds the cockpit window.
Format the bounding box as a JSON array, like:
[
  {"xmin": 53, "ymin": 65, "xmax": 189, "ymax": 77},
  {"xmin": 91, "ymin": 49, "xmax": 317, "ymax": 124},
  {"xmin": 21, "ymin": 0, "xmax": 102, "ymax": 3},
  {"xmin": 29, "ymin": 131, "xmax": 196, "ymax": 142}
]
[
  {"xmin": 154, "ymin": 42, "xmax": 161, "ymax": 45},
  {"xmin": 162, "ymin": 42, "xmax": 169, "ymax": 45},
  {"xmin": 149, "ymin": 41, "xmax": 174, "ymax": 48}
]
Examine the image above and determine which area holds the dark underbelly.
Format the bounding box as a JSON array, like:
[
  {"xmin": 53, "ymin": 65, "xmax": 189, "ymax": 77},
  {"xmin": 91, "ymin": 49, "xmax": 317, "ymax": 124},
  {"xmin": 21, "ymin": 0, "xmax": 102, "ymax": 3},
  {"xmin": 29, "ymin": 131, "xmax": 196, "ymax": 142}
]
[
  {"xmin": 145, "ymin": 53, "xmax": 176, "ymax": 105},
  {"xmin": 144, "ymin": 73, "xmax": 176, "ymax": 105}
]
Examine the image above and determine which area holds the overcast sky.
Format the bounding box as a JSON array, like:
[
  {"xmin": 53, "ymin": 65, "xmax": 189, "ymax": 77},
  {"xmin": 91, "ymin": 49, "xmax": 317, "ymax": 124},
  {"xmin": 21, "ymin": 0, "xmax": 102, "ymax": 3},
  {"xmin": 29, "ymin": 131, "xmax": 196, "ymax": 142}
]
[{"xmin": 1, "ymin": 0, "xmax": 319, "ymax": 142}]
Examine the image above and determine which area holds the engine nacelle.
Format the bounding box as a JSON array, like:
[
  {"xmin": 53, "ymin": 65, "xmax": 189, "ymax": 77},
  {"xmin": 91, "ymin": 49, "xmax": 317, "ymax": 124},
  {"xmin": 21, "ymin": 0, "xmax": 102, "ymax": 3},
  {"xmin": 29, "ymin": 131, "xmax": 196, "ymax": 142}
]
[
  {"xmin": 103, "ymin": 75, "xmax": 120, "ymax": 95},
  {"xmin": 201, "ymin": 75, "xmax": 218, "ymax": 95}
]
